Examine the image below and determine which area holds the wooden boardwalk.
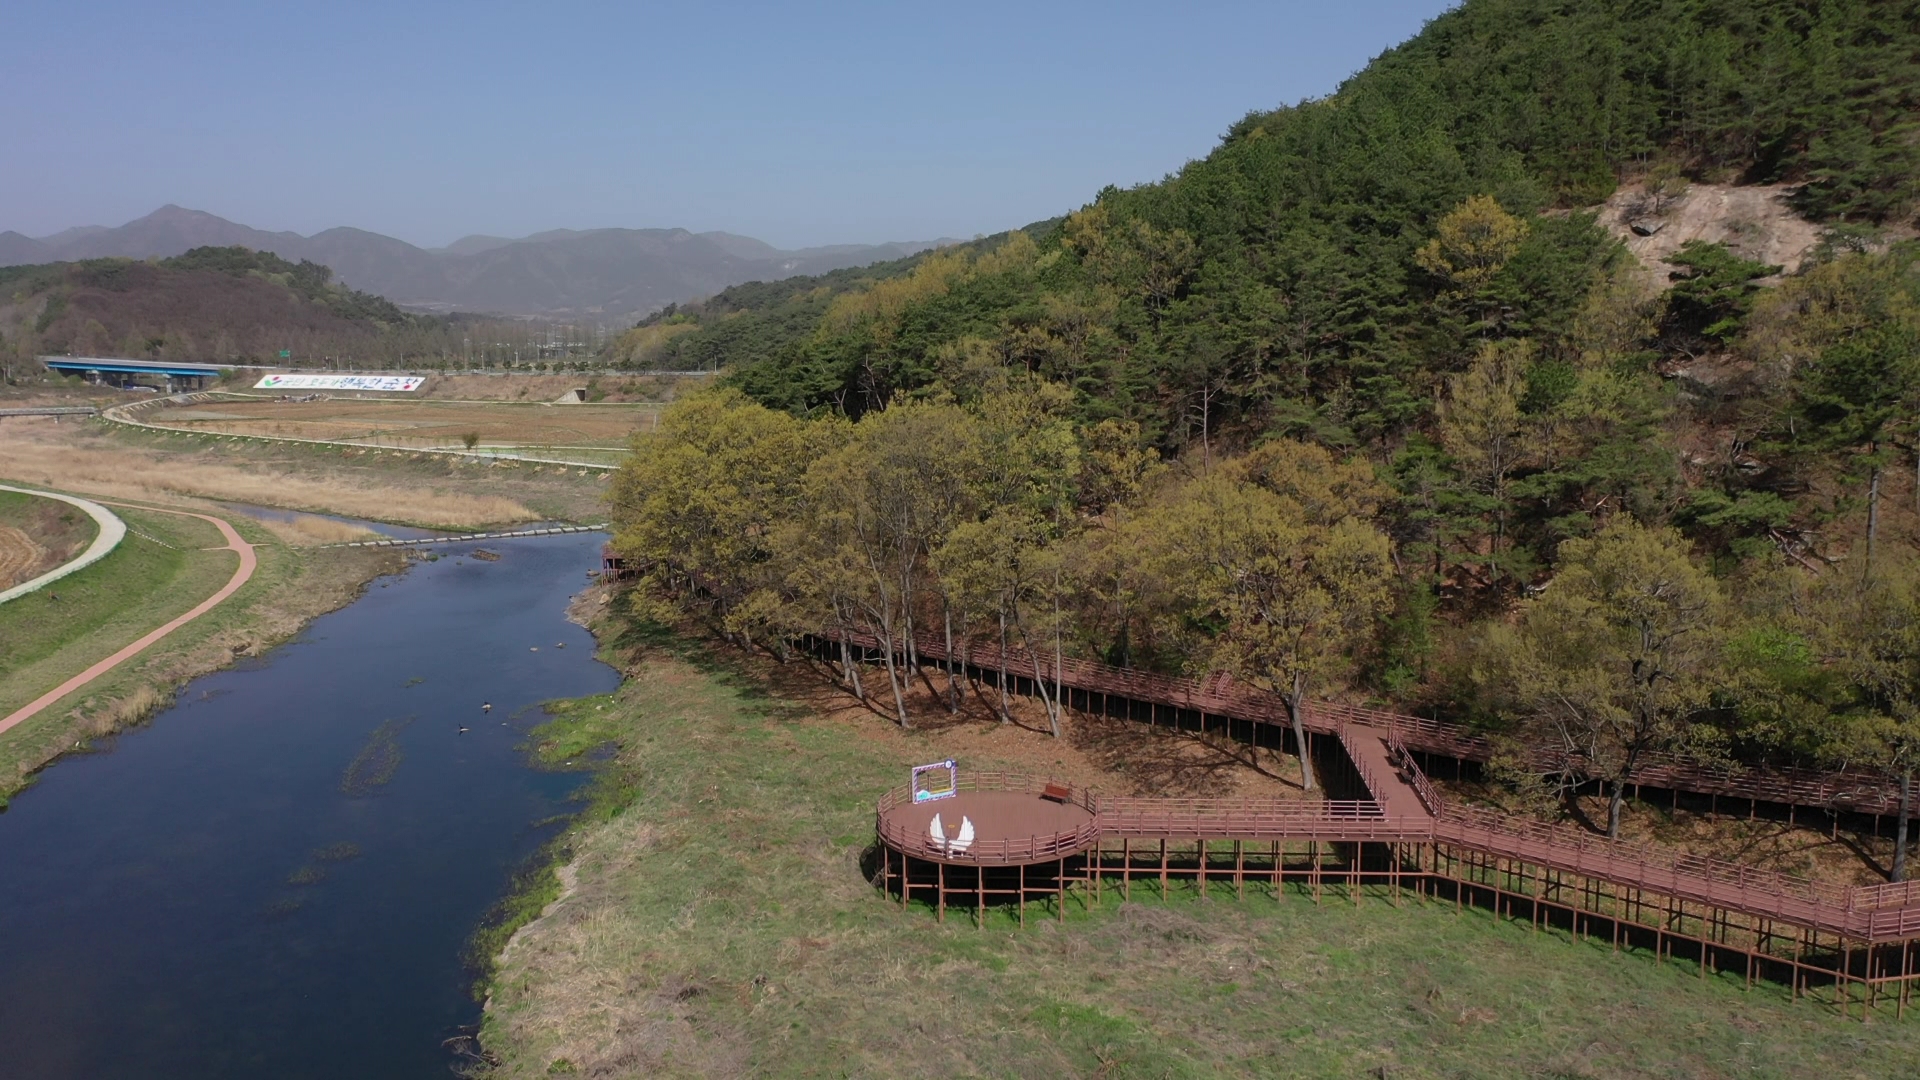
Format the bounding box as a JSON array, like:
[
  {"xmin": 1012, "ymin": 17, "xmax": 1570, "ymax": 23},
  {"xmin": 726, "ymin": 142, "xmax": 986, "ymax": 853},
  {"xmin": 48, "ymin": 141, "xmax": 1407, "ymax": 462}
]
[
  {"xmin": 323, "ymin": 524, "xmax": 606, "ymax": 549},
  {"xmin": 852, "ymin": 631, "xmax": 1913, "ymax": 817},
  {"xmin": 855, "ymin": 633, "xmax": 1920, "ymax": 1011}
]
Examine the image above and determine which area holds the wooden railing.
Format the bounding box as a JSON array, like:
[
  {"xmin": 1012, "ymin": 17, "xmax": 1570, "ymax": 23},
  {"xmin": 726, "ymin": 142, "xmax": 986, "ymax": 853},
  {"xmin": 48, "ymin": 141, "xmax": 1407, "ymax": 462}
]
[
  {"xmin": 862, "ymin": 630, "xmax": 1914, "ymax": 817},
  {"xmin": 1433, "ymin": 803, "xmax": 1848, "ymax": 910},
  {"xmin": 1849, "ymin": 877, "xmax": 1920, "ymax": 912},
  {"xmin": 1097, "ymin": 796, "xmax": 1396, "ymax": 842},
  {"xmin": 875, "ymin": 772, "xmax": 1100, "ymax": 866},
  {"xmin": 1388, "ymin": 730, "xmax": 1446, "ymax": 816},
  {"xmin": 825, "ymin": 629, "xmax": 1920, "ymax": 940}
]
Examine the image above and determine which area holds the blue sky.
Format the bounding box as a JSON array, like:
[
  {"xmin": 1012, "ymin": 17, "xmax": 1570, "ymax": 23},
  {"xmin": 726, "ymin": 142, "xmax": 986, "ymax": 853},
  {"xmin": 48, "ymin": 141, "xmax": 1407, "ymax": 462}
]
[{"xmin": 6, "ymin": 1, "xmax": 1458, "ymax": 249}]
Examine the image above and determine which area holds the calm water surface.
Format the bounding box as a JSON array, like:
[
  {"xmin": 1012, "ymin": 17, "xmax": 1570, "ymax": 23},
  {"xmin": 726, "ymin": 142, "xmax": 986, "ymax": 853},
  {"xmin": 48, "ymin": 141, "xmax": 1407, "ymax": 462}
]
[{"xmin": 0, "ymin": 532, "xmax": 619, "ymax": 1079}]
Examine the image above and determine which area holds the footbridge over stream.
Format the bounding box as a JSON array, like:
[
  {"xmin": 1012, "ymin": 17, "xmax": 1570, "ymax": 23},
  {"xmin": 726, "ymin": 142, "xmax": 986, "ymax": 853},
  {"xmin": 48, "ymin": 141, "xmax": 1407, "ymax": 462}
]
[{"xmin": 322, "ymin": 524, "xmax": 607, "ymax": 549}]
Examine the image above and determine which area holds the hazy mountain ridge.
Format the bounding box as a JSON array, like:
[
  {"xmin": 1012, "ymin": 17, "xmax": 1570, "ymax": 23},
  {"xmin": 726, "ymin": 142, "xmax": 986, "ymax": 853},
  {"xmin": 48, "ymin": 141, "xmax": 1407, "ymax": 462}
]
[{"xmin": 3, "ymin": 205, "xmax": 960, "ymax": 319}]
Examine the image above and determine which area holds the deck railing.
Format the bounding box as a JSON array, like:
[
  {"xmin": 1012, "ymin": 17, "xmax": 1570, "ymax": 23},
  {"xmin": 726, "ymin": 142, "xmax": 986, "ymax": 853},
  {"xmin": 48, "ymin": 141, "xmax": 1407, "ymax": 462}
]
[
  {"xmin": 861, "ymin": 629, "xmax": 1913, "ymax": 817},
  {"xmin": 830, "ymin": 631, "xmax": 1920, "ymax": 939},
  {"xmin": 1096, "ymin": 796, "xmax": 1396, "ymax": 841},
  {"xmin": 1387, "ymin": 729, "xmax": 1447, "ymax": 816},
  {"xmin": 875, "ymin": 772, "xmax": 1100, "ymax": 866}
]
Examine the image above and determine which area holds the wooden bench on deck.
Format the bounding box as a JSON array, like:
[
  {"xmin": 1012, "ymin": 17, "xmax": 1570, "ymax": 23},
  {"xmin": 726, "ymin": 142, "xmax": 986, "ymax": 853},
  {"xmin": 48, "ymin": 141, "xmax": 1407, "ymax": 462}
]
[{"xmin": 1040, "ymin": 781, "xmax": 1073, "ymax": 804}]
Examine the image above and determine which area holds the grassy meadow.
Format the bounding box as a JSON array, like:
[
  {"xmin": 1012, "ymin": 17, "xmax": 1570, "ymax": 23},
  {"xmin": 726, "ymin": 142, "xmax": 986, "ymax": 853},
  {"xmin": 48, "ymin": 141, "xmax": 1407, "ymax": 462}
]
[{"xmin": 478, "ymin": 593, "xmax": 1920, "ymax": 1079}]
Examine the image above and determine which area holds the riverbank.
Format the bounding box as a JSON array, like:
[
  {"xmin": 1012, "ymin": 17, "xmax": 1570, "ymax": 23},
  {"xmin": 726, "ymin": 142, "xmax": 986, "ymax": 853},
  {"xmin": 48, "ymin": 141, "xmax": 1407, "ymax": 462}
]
[
  {"xmin": 0, "ymin": 494, "xmax": 404, "ymax": 800},
  {"xmin": 0, "ymin": 406, "xmax": 613, "ymax": 799},
  {"xmin": 478, "ymin": 587, "xmax": 1920, "ymax": 1079},
  {"xmin": 0, "ymin": 531, "xmax": 618, "ymax": 1077}
]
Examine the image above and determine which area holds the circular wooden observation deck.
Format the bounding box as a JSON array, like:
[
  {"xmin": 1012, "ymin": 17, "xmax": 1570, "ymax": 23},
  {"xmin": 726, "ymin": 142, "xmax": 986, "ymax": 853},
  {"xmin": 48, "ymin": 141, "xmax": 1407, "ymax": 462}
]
[{"xmin": 875, "ymin": 773, "xmax": 1099, "ymax": 866}]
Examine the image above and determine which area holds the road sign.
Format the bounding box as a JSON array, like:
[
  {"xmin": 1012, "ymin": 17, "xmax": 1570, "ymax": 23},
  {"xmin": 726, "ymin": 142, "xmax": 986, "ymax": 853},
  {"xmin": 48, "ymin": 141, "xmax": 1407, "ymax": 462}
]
[{"xmin": 279, "ymin": 350, "xmax": 291, "ymax": 358}]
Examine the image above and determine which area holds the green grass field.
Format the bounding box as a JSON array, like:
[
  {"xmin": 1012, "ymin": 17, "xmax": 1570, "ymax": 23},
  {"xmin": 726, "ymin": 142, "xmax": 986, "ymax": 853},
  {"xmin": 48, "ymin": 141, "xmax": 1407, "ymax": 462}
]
[{"xmin": 478, "ymin": 597, "xmax": 1920, "ymax": 1079}]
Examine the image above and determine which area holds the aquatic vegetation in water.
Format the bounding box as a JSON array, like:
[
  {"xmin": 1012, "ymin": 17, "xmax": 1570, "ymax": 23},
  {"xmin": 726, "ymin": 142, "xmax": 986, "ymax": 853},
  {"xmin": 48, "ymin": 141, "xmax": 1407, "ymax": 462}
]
[
  {"xmin": 262, "ymin": 896, "xmax": 305, "ymax": 918},
  {"xmin": 287, "ymin": 865, "xmax": 327, "ymax": 886},
  {"xmin": 341, "ymin": 716, "xmax": 414, "ymax": 796},
  {"xmin": 311, "ymin": 841, "xmax": 362, "ymax": 863}
]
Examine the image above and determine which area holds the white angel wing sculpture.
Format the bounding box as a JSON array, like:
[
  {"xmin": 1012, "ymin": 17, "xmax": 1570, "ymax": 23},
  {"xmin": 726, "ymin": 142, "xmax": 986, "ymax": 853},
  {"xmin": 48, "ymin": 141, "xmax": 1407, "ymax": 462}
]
[
  {"xmin": 928, "ymin": 813, "xmax": 947, "ymax": 851},
  {"xmin": 950, "ymin": 815, "xmax": 975, "ymax": 854}
]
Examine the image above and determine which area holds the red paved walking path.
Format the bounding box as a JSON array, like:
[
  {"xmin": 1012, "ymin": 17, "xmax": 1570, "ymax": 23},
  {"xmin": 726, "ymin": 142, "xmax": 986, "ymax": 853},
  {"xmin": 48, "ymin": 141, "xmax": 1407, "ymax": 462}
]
[{"xmin": 0, "ymin": 504, "xmax": 256, "ymax": 739}]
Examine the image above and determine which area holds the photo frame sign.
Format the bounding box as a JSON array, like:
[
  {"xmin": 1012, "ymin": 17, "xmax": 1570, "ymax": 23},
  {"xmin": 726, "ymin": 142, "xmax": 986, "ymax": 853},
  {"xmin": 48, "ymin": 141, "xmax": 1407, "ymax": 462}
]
[{"xmin": 911, "ymin": 759, "xmax": 958, "ymax": 803}]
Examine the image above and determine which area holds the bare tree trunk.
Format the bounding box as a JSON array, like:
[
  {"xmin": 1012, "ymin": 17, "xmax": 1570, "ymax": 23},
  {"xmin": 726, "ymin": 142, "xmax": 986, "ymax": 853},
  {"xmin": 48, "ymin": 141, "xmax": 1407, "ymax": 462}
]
[
  {"xmin": 838, "ymin": 620, "xmax": 865, "ymax": 701},
  {"xmin": 1053, "ymin": 615, "xmax": 1065, "ymax": 739},
  {"xmin": 1024, "ymin": 638, "xmax": 1061, "ymax": 737},
  {"xmin": 1866, "ymin": 460, "xmax": 1882, "ymax": 576},
  {"xmin": 1896, "ymin": 769, "xmax": 1913, "ymax": 884},
  {"xmin": 1608, "ymin": 778, "xmax": 1627, "ymax": 840},
  {"xmin": 1492, "ymin": 503, "xmax": 1505, "ymax": 590},
  {"xmin": 943, "ymin": 603, "xmax": 961, "ymax": 713},
  {"xmin": 996, "ymin": 607, "xmax": 1012, "ymax": 723},
  {"xmin": 872, "ymin": 613, "xmax": 909, "ymax": 728},
  {"xmin": 1201, "ymin": 388, "xmax": 1211, "ymax": 472},
  {"xmin": 1287, "ymin": 672, "xmax": 1317, "ymax": 792},
  {"xmin": 904, "ymin": 599, "xmax": 920, "ymax": 688}
]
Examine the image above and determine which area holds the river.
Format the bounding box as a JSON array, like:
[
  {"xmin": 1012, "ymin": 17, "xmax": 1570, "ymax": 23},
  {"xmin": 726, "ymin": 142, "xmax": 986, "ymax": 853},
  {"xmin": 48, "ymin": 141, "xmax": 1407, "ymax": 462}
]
[{"xmin": 0, "ymin": 532, "xmax": 619, "ymax": 1078}]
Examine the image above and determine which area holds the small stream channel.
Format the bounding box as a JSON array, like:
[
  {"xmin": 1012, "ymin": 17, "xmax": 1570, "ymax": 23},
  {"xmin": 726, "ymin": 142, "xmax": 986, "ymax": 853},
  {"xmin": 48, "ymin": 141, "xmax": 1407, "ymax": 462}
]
[{"xmin": 0, "ymin": 531, "xmax": 619, "ymax": 1078}]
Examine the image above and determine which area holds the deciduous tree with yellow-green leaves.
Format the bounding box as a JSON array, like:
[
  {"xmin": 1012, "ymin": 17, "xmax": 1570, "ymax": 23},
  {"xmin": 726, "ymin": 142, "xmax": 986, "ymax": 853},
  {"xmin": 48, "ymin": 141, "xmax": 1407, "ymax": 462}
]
[{"xmin": 1481, "ymin": 517, "xmax": 1727, "ymax": 838}]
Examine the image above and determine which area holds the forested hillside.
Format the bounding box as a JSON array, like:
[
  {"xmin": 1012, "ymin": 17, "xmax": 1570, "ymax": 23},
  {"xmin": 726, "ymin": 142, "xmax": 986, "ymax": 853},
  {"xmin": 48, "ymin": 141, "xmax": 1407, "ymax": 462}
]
[
  {"xmin": 0, "ymin": 247, "xmax": 426, "ymax": 364},
  {"xmin": 0, "ymin": 247, "xmax": 585, "ymax": 372},
  {"xmin": 610, "ymin": 0, "xmax": 1920, "ymax": 846}
]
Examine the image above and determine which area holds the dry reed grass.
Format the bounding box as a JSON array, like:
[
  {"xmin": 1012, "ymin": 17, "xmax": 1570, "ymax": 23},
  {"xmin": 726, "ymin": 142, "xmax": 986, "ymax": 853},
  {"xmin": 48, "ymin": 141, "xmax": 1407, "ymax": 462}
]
[
  {"xmin": 81, "ymin": 684, "xmax": 167, "ymax": 738},
  {"xmin": 253, "ymin": 514, "xmax": 378, "ymax": 547},
  {"xmin": 0, "ymin": 421, "xmax": 537, "ymax": 528}
]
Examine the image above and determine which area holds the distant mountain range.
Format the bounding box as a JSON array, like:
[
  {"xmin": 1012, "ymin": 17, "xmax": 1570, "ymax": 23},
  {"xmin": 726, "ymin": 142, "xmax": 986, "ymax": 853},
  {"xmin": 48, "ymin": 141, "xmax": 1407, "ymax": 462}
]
[{"xmin": 0, "ymin": 206, "xmax": 959, "ymax": 320}]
